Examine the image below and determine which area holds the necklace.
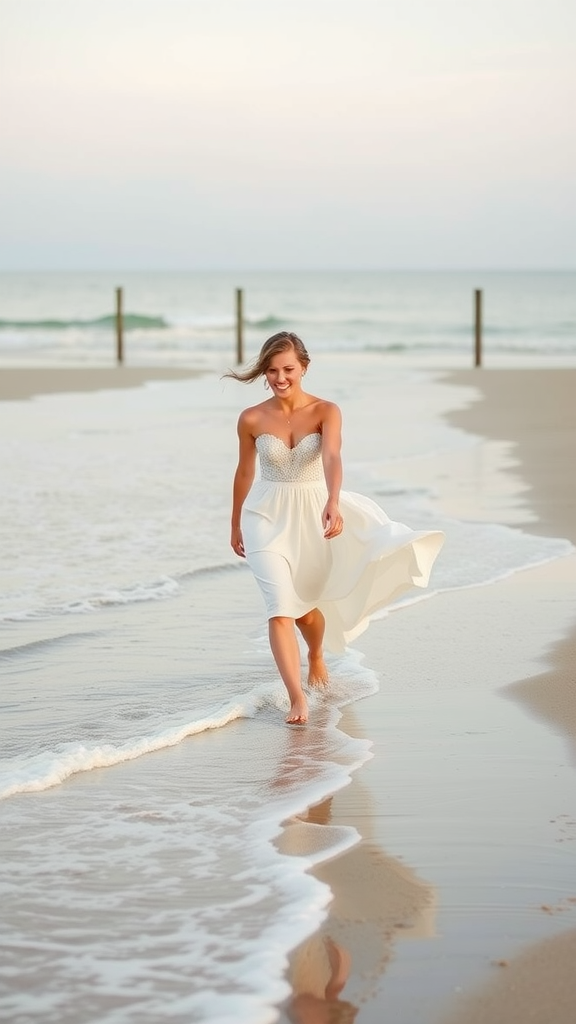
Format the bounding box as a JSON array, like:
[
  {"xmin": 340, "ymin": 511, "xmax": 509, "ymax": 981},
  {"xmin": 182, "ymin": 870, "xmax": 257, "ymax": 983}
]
[{"xmin": 278, "ymin": 402, "xmax": 305, "ymax": 425}]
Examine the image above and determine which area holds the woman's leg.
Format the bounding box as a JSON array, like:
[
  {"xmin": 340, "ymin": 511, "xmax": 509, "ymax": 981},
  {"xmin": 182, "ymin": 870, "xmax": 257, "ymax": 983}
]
[
  {"xmin": 268, "ymin": 616, "xmax": 308, "ymax": 723},
  {"xmin": 295, "ymin": 608, "xmax": 329, "ymax": 687}
]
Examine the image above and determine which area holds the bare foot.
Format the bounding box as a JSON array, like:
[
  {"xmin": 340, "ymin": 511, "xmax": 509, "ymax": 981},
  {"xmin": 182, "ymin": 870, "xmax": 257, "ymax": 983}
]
[
  {"xmin": 286, "ymin": 696, "xmax": 308, "ymax": 725},
  {"xmin": 307, "ymin": 653, "xmax": 329, "ymax": 688}
]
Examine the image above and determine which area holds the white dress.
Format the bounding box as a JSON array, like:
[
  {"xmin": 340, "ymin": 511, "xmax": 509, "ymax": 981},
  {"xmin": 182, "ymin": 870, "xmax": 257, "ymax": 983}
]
[{"xmin": 241, "ymin": 432, "xmax": 444, "ymax": 653}]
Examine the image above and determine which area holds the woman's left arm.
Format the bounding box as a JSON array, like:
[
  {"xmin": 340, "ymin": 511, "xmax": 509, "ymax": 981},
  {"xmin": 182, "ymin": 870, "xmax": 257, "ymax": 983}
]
[{"xmin": 320, "ymin": 403, "xmax": 344, "ymax": 539}]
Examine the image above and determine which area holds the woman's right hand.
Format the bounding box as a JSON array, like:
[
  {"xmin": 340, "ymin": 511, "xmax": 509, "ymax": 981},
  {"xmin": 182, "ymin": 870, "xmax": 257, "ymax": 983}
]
[{"xmin": 231, "ymin": 526, "xmax": 245, "ymax": 558}]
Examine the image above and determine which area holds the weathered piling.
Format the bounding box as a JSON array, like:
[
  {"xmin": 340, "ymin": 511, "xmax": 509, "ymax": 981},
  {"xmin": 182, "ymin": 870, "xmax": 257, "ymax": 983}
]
[
  {"xmin": 235, "ymin": 288, "xmax": 244, "ymax": 364},
  {"xmin": 474, "ymin": 288, "xmax": 483, "ymax": 367},
  {"xmin": 115, "ymin": 287, "xmax": 124, "ymax": 365}
]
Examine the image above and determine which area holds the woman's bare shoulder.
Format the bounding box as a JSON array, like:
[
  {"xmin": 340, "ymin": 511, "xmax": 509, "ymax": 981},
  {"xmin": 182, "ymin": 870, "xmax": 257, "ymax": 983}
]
[
  {"xmin": 311, "ymin": 398, "xmax": 342, "ymax": 423},
  {"xmin": 237, "ymin": 401, "xmax": 272, "ymax": 433}
]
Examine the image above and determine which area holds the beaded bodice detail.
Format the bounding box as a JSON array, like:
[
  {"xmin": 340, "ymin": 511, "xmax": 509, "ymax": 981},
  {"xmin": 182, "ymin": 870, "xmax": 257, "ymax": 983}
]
[{"xmin": 256, "ymin": 433, "xmax": 324, "ymax": 483}]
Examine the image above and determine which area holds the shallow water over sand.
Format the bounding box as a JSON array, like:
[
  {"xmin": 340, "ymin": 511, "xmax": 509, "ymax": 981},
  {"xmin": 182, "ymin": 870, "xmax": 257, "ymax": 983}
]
[{"xmin": 1, "ymin": 358, "xmax": 574, "ymax": 1023}]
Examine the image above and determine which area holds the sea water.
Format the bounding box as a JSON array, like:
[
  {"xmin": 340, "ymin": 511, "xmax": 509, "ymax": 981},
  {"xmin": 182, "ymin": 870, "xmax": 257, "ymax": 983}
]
[
  {"xmin": 1, "ymin": 355, "xmax": 574, "ymax": 1023},
  {"xmin": 0, "ymin": 270, "xmax": 575, "ymax": 367}
]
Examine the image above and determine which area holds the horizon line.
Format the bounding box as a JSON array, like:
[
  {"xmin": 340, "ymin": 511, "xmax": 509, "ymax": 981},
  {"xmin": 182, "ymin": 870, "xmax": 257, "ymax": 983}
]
[{"xmin": 0, "ymin": 267, "xmax": 575, "ymax": 275}]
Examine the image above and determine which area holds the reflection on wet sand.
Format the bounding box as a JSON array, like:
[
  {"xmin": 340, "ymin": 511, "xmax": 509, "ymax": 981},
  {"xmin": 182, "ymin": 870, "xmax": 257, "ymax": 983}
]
[
  {"xmin": 288, "ymin": 934, "xmax": 357, "ymax": 1024},
  {"xmin": 275, "ymin": 708, "xmax": 437, "ymax": 1019}
]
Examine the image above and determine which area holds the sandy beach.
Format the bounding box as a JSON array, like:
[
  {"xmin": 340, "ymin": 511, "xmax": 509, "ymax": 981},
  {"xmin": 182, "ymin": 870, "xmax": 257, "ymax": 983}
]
[
  {"xmin": 279, "ymin": 369, "xmax": 576, "ymax": 1023},
  {"xmin": 0, "ymin": 366, "xmax": 202, "ymax": 401},
  {"xmin": 437, "ymin": 369, "xmax": 576, "ymax": 1023},
  {"xmin": 2, "ymin": 0, "xmax": 574, "ymax": 1012},
  {"xmin": 2, "ymin": 365, "xmax": 576, "ymax": 1024}
]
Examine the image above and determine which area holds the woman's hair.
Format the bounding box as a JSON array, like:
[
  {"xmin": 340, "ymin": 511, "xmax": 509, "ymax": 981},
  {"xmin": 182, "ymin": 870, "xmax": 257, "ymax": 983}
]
[{"xmin": 223, "ymin": 331, "xmax": 310, "ymax": 383}]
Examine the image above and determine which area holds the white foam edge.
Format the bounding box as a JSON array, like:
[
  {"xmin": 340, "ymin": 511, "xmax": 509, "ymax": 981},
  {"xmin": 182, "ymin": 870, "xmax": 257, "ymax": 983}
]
[
  {"xmin": 0, "ymin": 649, "xmax": 378, "ymax": 802},
  {"xmin": 0, "ymin": 654, "xmax": 378, "ymax": 1024}
]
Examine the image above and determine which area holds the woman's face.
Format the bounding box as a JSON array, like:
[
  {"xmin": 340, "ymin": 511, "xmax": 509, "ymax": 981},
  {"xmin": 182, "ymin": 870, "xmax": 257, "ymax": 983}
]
[{"xmin": 264, "ymin": 346, "xmax": 304, "ymax": 397}]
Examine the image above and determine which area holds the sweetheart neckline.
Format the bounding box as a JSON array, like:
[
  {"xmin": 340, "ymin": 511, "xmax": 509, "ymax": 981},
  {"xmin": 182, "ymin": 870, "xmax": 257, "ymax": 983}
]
[{"xmin": 255, "ymin": 432, "xmax": 321, "ymax": 452}]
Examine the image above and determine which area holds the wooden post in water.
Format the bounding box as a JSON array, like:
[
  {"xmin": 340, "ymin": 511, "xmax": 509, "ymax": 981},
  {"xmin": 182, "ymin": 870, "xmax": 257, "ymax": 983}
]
[
  {"xmin": 115, "ymin": 286, "xmax": 124, "ymax": 365},
  {"xmin": 235, "ymin": 288, "xmax": 244, "ymax": 364},
  {"xmin": 474, "ymin": 288, "xmax": 483, "ymax": 367}
]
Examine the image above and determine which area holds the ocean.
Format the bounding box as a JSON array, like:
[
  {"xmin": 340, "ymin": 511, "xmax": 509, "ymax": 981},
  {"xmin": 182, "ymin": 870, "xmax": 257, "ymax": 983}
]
[
  {"xmin": 0, "ymin": 270, "xmax": 575, "ymax": 368},
  {"xmin": 1, "ymin": 271, "xmax": 575, "ymax": 1023}
]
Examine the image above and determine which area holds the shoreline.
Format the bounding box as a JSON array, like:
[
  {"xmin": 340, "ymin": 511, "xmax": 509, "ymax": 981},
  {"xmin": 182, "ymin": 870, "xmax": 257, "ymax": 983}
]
[
  {"xmin": 443, "ymin": 369, "xmax": 576, "ymax": 766},
  {"xmin": 3, "ymin": 362, "xmax": 576, "ymax": 1021},
  {"xmin": 444, "ymin": 368, "xmax": 576, "ymax": 545},
  {"xmin": 437, "ymin": 368, "xmax": 576, "ymax": 1024},
  {"xmin": 278, "ymin": 368, "xmax": 576, "ymax": 1022}
]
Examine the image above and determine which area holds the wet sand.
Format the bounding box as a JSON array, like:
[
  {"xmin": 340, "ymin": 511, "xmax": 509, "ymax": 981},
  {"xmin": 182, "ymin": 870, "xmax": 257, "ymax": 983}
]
[
  {"xmin": 280, "ymin": 369, "xmax": 576, "ymax": 1023},
  {"xmin": 445, "ymin": 369, "xmax": 576, "ymax": 757},
  {"xmin": 0, "ymin": 366, "xmax": 202, "ymax": 401},
  {"xmin": 4, "ymin": 365, "xmax": 576, "ymax": 1022},
  {"xmin": 436, "ymin": 369, "xmax": 576, "ymax": 1024},
  {"xmin": 446, "ymin": 368, "xmax": 576, "ymax": 544}
]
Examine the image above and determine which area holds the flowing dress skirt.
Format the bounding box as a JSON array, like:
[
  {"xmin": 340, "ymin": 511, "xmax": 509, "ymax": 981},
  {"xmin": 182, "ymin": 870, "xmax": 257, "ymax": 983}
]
[{"xmin": 242, "ymin": 434, "xmax": 444, "ymax": 653}]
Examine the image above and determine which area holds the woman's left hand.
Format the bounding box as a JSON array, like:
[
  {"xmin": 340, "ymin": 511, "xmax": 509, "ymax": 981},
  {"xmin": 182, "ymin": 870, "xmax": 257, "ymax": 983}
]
[{"xmin": 322, "ymin": 501, "xmax": 344, "ymax": 539}]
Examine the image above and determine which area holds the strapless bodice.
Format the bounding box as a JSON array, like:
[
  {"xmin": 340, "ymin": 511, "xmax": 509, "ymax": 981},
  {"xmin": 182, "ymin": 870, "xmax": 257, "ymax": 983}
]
[
  {"xmin": 255, "ymin": 433, "xmax": 324, "ymax": 483},
  {"xmin": 244, "ymin": 430, "xmax": 445, "ymax": 654}
]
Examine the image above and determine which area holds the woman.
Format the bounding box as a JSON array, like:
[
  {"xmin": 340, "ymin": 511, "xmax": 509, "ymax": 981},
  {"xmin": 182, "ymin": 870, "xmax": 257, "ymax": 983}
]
[{"xmin": 227, "ymin": 332, "xmax": 444, "ymax": 725}]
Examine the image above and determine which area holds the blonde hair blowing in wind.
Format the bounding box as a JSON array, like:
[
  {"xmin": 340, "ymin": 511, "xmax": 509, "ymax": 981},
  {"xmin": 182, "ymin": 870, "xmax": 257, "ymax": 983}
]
[{"xmin": 224, "ymin": 331, "xmax": 310, "ymax": 383}]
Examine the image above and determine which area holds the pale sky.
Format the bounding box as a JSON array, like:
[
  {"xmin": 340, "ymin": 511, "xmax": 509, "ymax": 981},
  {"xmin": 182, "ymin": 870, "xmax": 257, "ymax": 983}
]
[{"xmin": 1, "ymin": 0, "xmax": 575, "ymax": 270}]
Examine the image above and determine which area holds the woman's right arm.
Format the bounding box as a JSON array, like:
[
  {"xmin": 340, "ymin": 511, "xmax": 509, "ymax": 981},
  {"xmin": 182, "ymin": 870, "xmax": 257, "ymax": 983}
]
[{"xmin": 230, "ymin": 413, "xmax": 257, "ymax": 558}]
